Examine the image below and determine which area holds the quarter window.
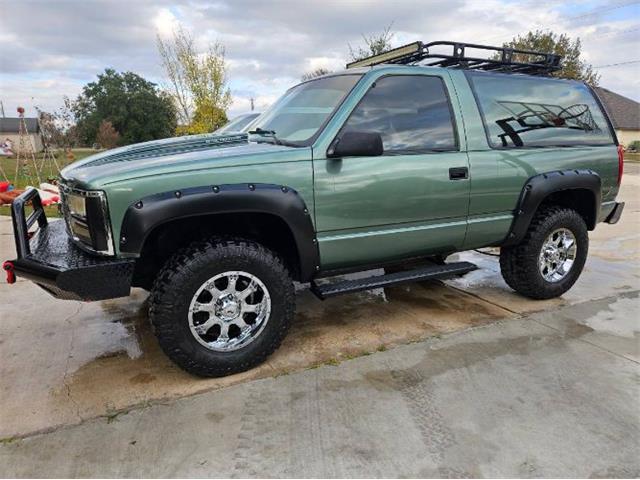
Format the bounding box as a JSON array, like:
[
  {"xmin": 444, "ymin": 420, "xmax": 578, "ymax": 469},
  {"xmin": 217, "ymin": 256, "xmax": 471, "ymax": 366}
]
[
  {"xmin": 467, "ymin": 72, "xmax": 614, "ymax": 148},
  {"xmin": 340, "ymin": 75, "xmax": 457, "ymax": 154}
]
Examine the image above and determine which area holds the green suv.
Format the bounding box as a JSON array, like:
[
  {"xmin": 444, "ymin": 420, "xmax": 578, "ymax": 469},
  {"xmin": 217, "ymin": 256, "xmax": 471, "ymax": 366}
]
[{"xmin": 4, "ymin": 41, "xmax": 625, "ymax": 377}]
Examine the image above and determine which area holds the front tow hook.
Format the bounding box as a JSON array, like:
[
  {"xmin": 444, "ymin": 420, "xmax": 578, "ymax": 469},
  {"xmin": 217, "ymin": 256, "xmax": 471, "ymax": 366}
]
[{"xmin": 3, "ymin": 261, "xmax": 16, "ymax": 284}]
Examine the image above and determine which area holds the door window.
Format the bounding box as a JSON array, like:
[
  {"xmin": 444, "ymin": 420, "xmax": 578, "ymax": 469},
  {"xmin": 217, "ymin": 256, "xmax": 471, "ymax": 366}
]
[{"xmin": 339, "ymin": 75, "xmax": 457, "ymax": 154}]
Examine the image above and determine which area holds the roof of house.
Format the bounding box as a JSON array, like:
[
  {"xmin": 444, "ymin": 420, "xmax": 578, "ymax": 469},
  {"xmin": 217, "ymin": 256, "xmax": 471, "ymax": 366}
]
[
  {"xmin": 0, "ymin": 117, "xmax": 40, "ymax": 134},
  {"xmin": 594, "ymin": 87, "xmax": 640, "ymax": 130}
]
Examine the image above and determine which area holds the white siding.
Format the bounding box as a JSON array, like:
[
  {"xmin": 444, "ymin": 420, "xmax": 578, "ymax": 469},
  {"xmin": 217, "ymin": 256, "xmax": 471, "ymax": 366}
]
[
  {"xmin": 616, "ymin": 129, "xmax": 640, "ymax": 147},
  {"xmin": 0, "ymin": 132, "xmax": 44, "ymax": 152}
]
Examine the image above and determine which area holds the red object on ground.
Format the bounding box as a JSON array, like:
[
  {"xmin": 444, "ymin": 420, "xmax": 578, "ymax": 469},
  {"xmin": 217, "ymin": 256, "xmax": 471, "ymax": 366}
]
[
  {"xmin": 3, "ymin": 261, "xmax": 15, "ymax": 284},
  {"xmin": 0, "ymin": 181, "xmax": 10, "ymax": 193},
  {"xmin": 0, "ymin": 190, "xmax": 24, "ymax": 205}
]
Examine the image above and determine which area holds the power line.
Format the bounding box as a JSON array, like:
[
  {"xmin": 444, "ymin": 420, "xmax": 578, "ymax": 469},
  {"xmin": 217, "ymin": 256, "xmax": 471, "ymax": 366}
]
[
  {"xmin": 593, "ymin": 60, "xmax": 640, "ymax": 68},
  {"xmin": 586, "ymin": 26, "xmax": 640, "ymax": 39},
  {"xmin": 476, "ymin": 0, "xmax": 640, "ymax": 44},
  {"xmin": 560, "ymin": 0, "xmax": 639, "ymax": 24}
]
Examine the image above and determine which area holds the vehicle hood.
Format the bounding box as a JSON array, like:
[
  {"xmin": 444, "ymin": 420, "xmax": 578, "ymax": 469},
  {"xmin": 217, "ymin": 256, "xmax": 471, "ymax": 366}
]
[{"xmin": 60, "ymin": 133, "xmax": 300, "ymax": 189}]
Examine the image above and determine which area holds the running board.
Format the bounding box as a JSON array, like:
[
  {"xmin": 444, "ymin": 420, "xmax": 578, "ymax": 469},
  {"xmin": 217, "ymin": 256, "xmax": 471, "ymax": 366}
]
[{"xmin": 310, "ymin": 261, "xmax": 477, "ymax": 300}]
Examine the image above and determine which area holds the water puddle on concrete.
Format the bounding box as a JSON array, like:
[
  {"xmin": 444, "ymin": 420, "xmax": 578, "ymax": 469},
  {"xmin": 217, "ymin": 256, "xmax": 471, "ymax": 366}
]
[{"xmin": 582, "ymin": 296, "xmax": 640, "ymax": 338}]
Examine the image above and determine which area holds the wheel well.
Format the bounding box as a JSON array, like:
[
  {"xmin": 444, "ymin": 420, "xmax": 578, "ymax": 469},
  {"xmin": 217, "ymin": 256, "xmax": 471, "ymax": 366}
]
[
  {"xmin": 132, "ymin": 212, "xmax": 302, "ymax": 289},
  {"xmin": 541, "ymin": 188, "xmax": 597, "ymax": 230}
]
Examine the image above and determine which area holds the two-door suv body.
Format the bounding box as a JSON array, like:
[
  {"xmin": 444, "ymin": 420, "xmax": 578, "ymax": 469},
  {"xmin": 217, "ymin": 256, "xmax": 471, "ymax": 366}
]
[{"xmin": 4, "ymin": 41, "xmax": 624, "ymax": 376}]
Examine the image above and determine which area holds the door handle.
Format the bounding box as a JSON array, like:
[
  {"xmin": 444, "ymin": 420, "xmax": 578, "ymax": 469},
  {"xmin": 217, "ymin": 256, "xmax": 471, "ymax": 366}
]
[{"xmin": 449, "ymin": 167, "xmax": 468, "ymax": 180}]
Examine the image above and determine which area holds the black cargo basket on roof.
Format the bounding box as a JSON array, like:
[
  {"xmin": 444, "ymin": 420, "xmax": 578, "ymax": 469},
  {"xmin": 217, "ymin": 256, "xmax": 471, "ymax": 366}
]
[{"xmin": 346, "ymin": 41, "xmax": 562, "ymax": 76}]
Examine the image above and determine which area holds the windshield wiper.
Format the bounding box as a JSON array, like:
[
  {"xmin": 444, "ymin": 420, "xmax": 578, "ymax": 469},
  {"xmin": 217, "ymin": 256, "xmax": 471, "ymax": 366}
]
[{"xmin": 248, "ymin": 127, "xmax": 285, "ymax": 146}]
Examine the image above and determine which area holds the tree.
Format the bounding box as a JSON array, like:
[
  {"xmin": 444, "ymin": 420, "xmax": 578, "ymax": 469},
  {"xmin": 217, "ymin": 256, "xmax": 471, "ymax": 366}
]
[
  {"xmin": 96, "ymin": 120, "xmax": 120, "ymax": 149},
  {"xmin": 157, "ymin": 26, "xmax": 232, "ymax": 134},
  {"xmin": 74, "ymin": 69, "xmax": 177, "ymax": 146},
  {"xmin": 301, "ymin": 67, "xmax": 331, "ymax": 81},
  {"xmin": 498, "ymin": 30, "xmax": 599, "ymax": 85},
  {"xmin": 348, "ymin": 23, "xmax": 395, "ymax": 62},
  {"xmin": 35, "ymin": 97, "xmax": 79, "ymax": 149}
]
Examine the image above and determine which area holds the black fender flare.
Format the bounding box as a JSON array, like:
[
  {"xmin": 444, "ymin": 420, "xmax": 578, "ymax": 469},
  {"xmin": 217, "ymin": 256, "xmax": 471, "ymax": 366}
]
[
  {"xmin": 119, "ymin": 183, "xmax": 319, "ymax": 281},
  {"xmin": 503, "ymin": 169, "xmax": 601, "ymax": 246}
]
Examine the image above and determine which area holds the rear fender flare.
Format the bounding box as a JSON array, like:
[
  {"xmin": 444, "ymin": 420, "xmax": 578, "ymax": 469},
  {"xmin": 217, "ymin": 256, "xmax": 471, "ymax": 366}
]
[
  {"xmin": 503, "ymin": 169, "xmax": 601, "ymax": 246},
  {"xmin": 119, "ymin": 183, "xmax": 319, "ymax": 281}
]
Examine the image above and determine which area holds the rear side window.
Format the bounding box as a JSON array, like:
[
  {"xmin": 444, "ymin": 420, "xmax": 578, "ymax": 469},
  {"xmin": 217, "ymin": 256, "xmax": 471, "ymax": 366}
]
[
  {"xmin": 467, "ymin": 72, "xmax": 614, "ymax": 148},
  {"xmin": 341, "ymin": 75, "xmax": 457, "ymax": 153}
]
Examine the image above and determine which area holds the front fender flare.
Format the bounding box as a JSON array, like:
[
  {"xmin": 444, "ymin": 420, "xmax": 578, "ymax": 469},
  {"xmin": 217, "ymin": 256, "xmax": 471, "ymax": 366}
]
[
  {"xmin": 119, "ymin": 183, "xmax": 319, "ymax": 281},
  {"xmin": 503, "ymin": 169, "xmax": 601, "ymax": 246}
]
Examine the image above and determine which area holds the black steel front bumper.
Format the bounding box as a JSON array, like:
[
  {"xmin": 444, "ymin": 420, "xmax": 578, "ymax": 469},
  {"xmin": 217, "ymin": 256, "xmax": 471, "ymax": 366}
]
[{"xmin": 3, "ymin": 188, "xmax": 134, "ymax": 301}]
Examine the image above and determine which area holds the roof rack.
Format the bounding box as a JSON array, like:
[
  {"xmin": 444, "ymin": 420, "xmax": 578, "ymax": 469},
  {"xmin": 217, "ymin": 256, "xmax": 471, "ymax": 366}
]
[{"xmin": 346, "ymin": 41, "xmax": 562, "ymax": 76}]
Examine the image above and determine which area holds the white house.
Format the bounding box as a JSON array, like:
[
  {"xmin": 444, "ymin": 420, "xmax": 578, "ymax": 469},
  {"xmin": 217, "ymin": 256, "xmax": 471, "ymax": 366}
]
[
  {"xmin": 594, "ymin": 87, "xmax": 640, "ymax": 148},
  {"xmin": 0, "ymin": 117, "xmax": 44, "ymax": 153}
]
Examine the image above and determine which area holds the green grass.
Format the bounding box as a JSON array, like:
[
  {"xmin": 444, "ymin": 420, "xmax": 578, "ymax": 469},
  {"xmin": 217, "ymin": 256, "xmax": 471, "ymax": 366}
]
[
  {"xmin": 1, "ymin": 149, "xmax": 96, "ymax": 217},
  {"xmin": 625, "ymin": 152, "xmax": 640, "ymax": 163},
  {"xmin": 0, "ymin": 149, "xmax": 94, "ymax": 189}
]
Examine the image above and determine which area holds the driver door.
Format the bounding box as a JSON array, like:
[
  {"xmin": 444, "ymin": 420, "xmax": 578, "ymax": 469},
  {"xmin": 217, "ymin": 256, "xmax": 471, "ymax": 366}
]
[{"xmin": 313, "ymin": 73, "xmax": 470, "ymax": 270}]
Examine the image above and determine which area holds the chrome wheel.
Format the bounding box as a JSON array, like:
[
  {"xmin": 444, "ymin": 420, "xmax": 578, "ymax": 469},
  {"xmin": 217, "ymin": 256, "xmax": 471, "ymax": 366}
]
[
  {"xmin": 538, "ymin": 228, "xmax": 577, "ymax": 283},
  {"xmin": 188, "ymin": 271, "xmax": 271, "ymax": 352}
]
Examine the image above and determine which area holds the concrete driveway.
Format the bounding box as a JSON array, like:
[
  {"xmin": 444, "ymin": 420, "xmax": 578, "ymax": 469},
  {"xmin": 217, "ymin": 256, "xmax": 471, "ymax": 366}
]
[{"xmin": 1, "ymin": 165, "xmax": 639, "ymax": 477}]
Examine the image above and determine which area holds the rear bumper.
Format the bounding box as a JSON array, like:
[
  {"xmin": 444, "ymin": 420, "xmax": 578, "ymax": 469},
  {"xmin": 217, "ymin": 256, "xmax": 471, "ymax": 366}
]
[
  {"xmin": 4, "ymin": 188, "xmax": 134, "ymax": 301},
  {"xmin": 604, "ymin": 201, "xmax": 624, "ymax": 225}
]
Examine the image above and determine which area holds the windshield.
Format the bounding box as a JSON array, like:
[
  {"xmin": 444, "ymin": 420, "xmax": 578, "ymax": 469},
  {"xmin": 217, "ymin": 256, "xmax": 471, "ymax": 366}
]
[
  {"xmin": 249, "ymin": 74, "xmax": 362, "ymax": 146},
  {"xmin": 216, "ymin": 113, "xmax": 261, "ymax": 134}
]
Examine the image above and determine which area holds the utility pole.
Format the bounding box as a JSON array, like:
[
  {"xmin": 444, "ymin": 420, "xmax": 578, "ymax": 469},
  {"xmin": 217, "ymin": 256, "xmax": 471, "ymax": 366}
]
[
  {"xmin": 250, "ymin": 97, "xmax": 255, "ymax": 112},
  {"xmin": 0, "ymin": 101, "xmax": 5, "ymax": 118}
]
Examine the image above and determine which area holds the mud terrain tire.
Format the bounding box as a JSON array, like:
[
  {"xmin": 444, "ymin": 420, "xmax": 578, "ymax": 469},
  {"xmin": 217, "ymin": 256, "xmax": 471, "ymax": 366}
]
[
  {"xmin": 500, "ymin": 206, "xmax": 588, "ymax": 300},
  {"xmin": 149, "ymin": 237, "xmax": 295, "ymax": 377}
]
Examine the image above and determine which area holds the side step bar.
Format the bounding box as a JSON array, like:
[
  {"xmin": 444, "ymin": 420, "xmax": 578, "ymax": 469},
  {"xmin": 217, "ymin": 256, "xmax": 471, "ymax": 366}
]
[{"xmin": 310, "ymin": 261, "xmax": 477, "ymax": 300}]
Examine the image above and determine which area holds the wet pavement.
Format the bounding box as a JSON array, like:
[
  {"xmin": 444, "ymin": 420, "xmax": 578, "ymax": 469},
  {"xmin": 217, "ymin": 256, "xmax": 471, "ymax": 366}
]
[
  {"xmin": 0, "ymin": 165, "xmax": 639, "ymax": 469},
  {"xmin": 1, "ymin": 294, "xmax": 638, "ymax": 477}
]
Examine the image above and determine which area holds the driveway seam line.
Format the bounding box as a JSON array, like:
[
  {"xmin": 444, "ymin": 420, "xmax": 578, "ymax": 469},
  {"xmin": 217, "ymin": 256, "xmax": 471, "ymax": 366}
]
[{"xmin": 441, "ymin": 282, "xmax": 521, "ymax": 315}]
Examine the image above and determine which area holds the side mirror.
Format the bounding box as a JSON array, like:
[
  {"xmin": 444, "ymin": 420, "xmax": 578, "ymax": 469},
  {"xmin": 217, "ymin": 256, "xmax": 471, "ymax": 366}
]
[{"xmin": 327, "ymin": 131, "xmax": 383, "ymax": 158}]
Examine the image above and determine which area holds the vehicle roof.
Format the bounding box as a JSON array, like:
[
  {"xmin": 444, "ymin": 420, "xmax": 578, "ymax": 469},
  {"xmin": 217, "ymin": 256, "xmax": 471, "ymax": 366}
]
[{"xmin": 323, "ymin": 64, "xmax": 582, "ymax": 83}]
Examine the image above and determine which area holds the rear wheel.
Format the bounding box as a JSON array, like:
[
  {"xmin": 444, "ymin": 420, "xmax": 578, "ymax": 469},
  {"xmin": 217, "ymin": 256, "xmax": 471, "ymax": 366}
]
[
  {"xmin": 149, "ymin": 238, "xmax": 295, "ymax": 377},
  {"xmin": 500, "ymin": 206, "xmax": 588, "ymax": 299}
]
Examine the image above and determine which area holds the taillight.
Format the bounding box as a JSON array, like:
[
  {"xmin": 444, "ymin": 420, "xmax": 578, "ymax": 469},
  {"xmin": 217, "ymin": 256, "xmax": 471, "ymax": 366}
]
[{"xmin": 617, "ymin": 144, "xmax": 624, "ymax": 187}]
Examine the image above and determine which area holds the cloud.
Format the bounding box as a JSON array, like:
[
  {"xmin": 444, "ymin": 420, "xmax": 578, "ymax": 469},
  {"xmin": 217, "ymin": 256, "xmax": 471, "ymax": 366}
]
[{"xmin": 0, "ymin": 0, "xmax": 638, "ymax": 120}]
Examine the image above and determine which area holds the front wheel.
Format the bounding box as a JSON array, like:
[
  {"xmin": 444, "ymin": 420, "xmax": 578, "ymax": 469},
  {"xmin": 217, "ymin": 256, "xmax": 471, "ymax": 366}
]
[
  {"xmin": 149, "ymin": 238, "xmax": 295, "ymax": 377},
  {"xmin": 500, "ymin": 206, "xmax": 589, "ymax": 299}
]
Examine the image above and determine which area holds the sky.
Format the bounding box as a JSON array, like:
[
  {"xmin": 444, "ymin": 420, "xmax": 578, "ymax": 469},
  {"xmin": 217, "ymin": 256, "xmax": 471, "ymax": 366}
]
[{"xmin": 0, "ymin": 0, "xmax": 639, "ymax": 121}]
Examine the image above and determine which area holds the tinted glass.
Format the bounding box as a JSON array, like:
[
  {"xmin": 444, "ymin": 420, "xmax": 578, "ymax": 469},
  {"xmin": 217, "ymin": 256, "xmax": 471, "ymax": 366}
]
[
  {"xmin": 340, "ymin": 75, "xmax": 457, "ymax": 153},
  {"xmin": 468, "ymin": 72, "xmax": 613, "ymax": 148},
  {"xmin": 250, "ymin": 74, "xmax": 361, "ymax": 145}
]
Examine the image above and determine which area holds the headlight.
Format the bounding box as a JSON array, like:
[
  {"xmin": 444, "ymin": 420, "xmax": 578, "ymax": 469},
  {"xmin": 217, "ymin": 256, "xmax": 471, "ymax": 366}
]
[
  {"xmin": 66, "ymin": 193, "xmax": 87, "ymax": 218},
  {"xmin": 60, "ymin": 186, "xmax": 114, "ymax": 255}
]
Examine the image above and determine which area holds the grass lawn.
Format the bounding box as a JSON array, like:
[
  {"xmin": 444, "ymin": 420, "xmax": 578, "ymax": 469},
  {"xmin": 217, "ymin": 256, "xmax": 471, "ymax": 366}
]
[
  {"xmin": 625, "ymin": 152, "xmax": 640, "ymax": 163},
  {"xmin": 0, "ymin": 149, "xmax": 97, "ymax": 218}
]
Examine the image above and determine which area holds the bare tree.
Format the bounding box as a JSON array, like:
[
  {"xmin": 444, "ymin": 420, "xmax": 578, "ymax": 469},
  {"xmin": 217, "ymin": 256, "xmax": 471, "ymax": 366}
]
[
  {"xmin": 301, "ymin": 67, "xmax": 332, "ymax": 81},
  {"xmin": 348, "ymin": 23, "xmax": 395, "ymax": 62},
  {"xmin": 157, "ymin": 26, "xmax": 193, "ymax": 125},
  {"xmin": 35, "ymin": 97, "xmax": 79, "ymax": 149}
]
